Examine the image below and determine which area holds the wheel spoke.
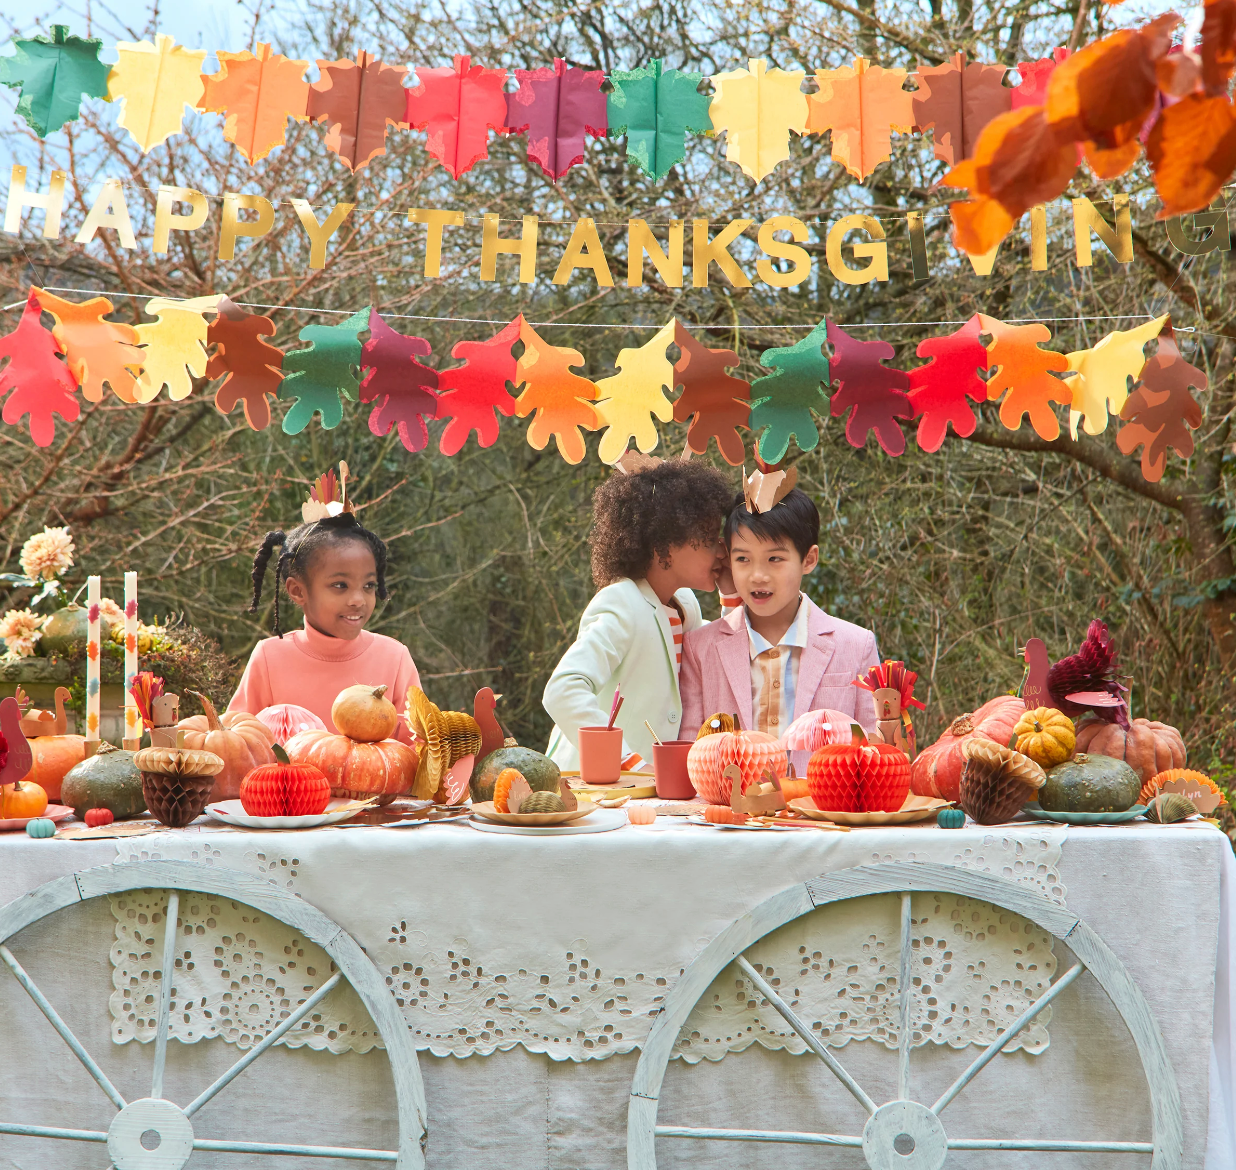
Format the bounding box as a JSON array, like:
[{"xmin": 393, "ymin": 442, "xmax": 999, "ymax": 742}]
[
  {"xmin": 0, "ymin": 1121, "xmax": 108, "ymax": 1143},
  {"xmin": 655, "ymin": 1126, "xmax": 862, "ymax": 1147},
  {"xmin": 897, "ymin": 891, "xmax": 912, "ymax": 1100},
  {"xmin": 192, "ymin": 1136, "xmax": 398, "ymax": 1160},
  {"xmin": 735, "ymin": 955, "xmax": 877, "ymax": 1115},
  {"xmin": 0, "ymin": 944, "xmax": 126, "ymax": 1110},
  {"xmin": 151, "ymin": 889, "xmax": 179, "ymax": 1100},
  {"xmin": 185, "ymin": 971, "xmax": 344, "ymax": 1117},
  {"xmin": 932, "ymin": 961, "xmax": 1084, "ymax": 1115},
  {"xmin": 948, "ymin": 1138, "xmax": 1153, "ymax": 1152}
]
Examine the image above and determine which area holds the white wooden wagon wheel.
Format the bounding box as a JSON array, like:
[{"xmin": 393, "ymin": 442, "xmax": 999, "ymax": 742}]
[
  {"xmin": 628, "ymin": 861, "xmax": 1183, "ymax": 1170},
  {"xmin": 0, "ymin": 860, "xmax": 427, "ymax": 1168}
]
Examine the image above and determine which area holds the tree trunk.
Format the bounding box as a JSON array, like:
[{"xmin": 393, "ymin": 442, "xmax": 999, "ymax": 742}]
[{"xmin": 1180, "ymin": 495, "xmax": 1236, "ymax": 668}]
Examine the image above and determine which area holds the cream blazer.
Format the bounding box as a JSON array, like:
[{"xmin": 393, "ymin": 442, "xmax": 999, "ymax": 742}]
[{"xmin": 543, "ymin": 577, "xmax": 703, "ymax": 769}]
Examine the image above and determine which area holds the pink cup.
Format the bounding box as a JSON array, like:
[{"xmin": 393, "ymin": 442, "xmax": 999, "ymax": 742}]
[
  {"xmin": 652, "ymin": 740, "xmax": 696, "ymax": 799},
  {"xmin": 578, "ymin": 726, "xmax": 623, "ymax": 784}
]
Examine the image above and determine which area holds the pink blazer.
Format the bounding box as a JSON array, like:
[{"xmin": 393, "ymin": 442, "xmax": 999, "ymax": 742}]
[{"xmin": 680, "ymin": 597, "xmax": 880, "ymax": 773}]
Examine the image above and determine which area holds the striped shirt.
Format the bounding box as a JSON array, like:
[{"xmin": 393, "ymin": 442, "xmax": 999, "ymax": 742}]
[{"xmin": 664, "ymin": 603, "xmax": 684, "ymax": 670}]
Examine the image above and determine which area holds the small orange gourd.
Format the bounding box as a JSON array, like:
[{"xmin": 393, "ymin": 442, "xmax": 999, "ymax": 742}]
[{"xmin": 704, "ymin": 804, "xmax": 746, "ymax": 825}]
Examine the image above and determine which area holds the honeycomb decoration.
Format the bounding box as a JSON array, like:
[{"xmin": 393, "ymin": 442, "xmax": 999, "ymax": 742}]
[
  {"xmin": 958, "ymin": 738, "xmax": 1045, "ymax": 825},
  {"xmin": 406, "ymin": 686, "xmax": 482, "ymax": 802}
]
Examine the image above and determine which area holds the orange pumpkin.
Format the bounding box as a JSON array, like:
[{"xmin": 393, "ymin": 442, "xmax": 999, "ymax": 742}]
[
  {"xmin": 1074, "ymin": 718, "xmax": 1185, "ymax": 787},
  {"xmin": 178, "ymin": 691, "xmax": 276, "ymax": 801},
  {"xmin": 910, "ymin": 696, "xmax": 1024, "ymax": 802},
  {"xmin": 0, "ymin": 779, "xmax": 48, "ymax": 820},
  {"xmin": 704, "ymin": 804, "xmax": 746, "ymax": 824},
  {"xmin": 22, "ymin": 735, "xmax": 87, "ymax": 801},
  {"xmin": 687, "ymin": 730, "xmax": 787, "ymax": 804},
  {"xmin": 284, "ymin": 729, "xmax": 418, "ymax": 803}
]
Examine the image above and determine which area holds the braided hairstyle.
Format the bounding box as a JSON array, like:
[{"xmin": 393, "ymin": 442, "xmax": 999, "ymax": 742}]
[{"xmin": 249, "ymin": 514, "xmax": 389, "ymax": 636}]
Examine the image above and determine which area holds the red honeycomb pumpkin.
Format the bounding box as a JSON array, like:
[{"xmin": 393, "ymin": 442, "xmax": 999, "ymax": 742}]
[
  {"xmin": 910, "ymin": 696, "xmax": 1024, "ymax": 802},
  {"xmin": 240, "ymin": 745, "xmax": 331, "ymax": 817},
  {"xmin": 807, "ymin": 729, "xmax": 911, "ymax": 813},
  {"xmin": 687, "ymin": 730, "xmax": 787, "ymax": 805}
]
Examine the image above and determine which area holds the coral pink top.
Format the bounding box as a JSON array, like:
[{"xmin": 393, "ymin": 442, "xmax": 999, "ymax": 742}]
[{"xmin": 227, "ymin": 618, "xmax": 421, "ymax": 736}]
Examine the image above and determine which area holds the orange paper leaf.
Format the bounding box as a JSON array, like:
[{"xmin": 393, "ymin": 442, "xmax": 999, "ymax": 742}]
[
  {"xmin": 912, "ymin": 52, "xmax": 1011, "ymax": 165},
  {"xmin": 1146, "ymin": 94, "xmax": 1236, "ymax": 217},
  {"xmin": 978, "ymin": 315, "xmax": 1071, "ymax": 440},
  {"xmin": 33, "ymin": 289, "xmax": 143, "ymax": 403},
  {"xmin": 198, "ymin": 42, "xmax": 310, "ymax": 164},
  {"xmin": 1201, "ymin": 0, "xmax": 1236, "ymax": 95},
  {"xmin": 1117, "ymin": 323, "xmax": 1206, "ymax": 481},
  {"xmin": 807, "ymin": 57, "xmax": 914, "ymax": 179},
  {"xmin": 513, "ymin": 320, "xmax": 598, "ymax": 465}
]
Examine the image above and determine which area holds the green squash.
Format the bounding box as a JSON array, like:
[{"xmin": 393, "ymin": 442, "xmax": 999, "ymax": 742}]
[
  {"xmin": 1040, "ymin": 753, "xmax": 1140, "ymax": 813},
  {"xmin": 39, "ymin": 604, "xmax": 111, "ymax": 657},
  {"xmin": 471, "ymin": 747, "xmax": 560, "ymax": 803},
  {"xmin": 60, "ymin": 742, "xmax": 146, "ymax": 819}
]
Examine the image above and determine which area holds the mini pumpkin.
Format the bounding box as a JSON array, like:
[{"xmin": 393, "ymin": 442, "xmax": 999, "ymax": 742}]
[
  {"xmin": 332, "ymin": 684, "xmax": 399, "ymax": 742},
  {"xmin": 1014, "ymin": 707, "xmax": 1076, "ymax": 768},
  {"xmin": 177, "ymin": 691, "xmax": 275, "ymax": 801},
  {"xmin": 704, "ymin": 804, "xmax": 746, "ymax": 824},
  {"xmin": 937, "ymin": 807, "xmax": 966, "ymax": 829},
  {"xmin": 84, "ymin": 807, "xmax": 114, "ymax": 828},
  {"xmin": 697, "ymin": 713, "xmax": 738, "ymax": 738},
  {"xmin": 0, "ymin": 779, "xmax": 48, "ymax": 820},
  {"xmin": 25, "ymin": 818, "xmax": 55, "ymax": 838}
]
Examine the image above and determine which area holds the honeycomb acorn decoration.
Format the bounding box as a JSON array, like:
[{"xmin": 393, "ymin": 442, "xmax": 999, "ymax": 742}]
[
  {"xmin": 134, "ymin": 733, "xmax": 226, "ymax": 828},
  {"xmin": 958, "ymin": 738, "xmax": 1045, "ymax": 825},
  {"xmin": 520, "ymin": 790, "xmax": 566, "ymax": 814}
]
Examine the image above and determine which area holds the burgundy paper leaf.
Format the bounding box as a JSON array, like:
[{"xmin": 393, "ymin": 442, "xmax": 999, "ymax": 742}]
[
  {"xmin": 907, "ymin": 315, "xmax": 990, "ymax": 452},
  {"xmin": 435, "ymin": 317, "xmax": 523, "ymax": 456},
  {"xmin": 505, "ymin": 57, "xmax": 607, "ymax": 179},
  {"xmin": 360, "ymin": 309, "xmax": 439, "ymax": 453},
  {"xmin": 827, "ymin": 320, "xmax": 912, "ymax": 456}
]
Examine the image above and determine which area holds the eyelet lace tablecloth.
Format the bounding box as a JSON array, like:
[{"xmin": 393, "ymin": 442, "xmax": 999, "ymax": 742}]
[{"xmin": 106, "ymin": 818, "xmax": 1067, "ymax": 1062}]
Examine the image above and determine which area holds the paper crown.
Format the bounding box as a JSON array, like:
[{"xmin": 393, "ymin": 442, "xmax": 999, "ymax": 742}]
[
  {"xmin": 743, "ymin": 463, "xmax": 797, "ymax": 513},
  {"xmin": 302, "ymin": 461, "xmax": 354, "ymax": 522},
  {"xmin": 612, "ymin": 449, "xmax": 663, "ymax": 475}
]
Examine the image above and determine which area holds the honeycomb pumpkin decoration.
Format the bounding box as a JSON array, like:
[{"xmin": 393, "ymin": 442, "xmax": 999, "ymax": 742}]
[
  {"xmin": 687, "ymin": 729, "xmax": 787, "ymax": 805},
  {"xmin": 240, "ymin": 745, "xmax": 331, "ymax": 817},
  {"xmin": 807, "ymin": 725, "xmax": 911, "ymax": 813},
  {"xmin": 1014, "ymin": 707, "xmax": 1076, "ymax": 769}
]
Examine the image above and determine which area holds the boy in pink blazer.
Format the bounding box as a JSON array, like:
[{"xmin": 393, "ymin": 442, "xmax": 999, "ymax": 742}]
[{"xmin": 680, "ymin": 486, "xmax": 879, "ymax": 774}]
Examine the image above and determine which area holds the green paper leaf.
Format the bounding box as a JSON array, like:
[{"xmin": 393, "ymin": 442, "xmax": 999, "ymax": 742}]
[
  {"xmin": 278, "ymin": 307, "xmax": 371, "ymax": 435},
  {"xmin": 749, "ymin": 319, "xmax": 831, "ymax": 462},
  {"xmin": 607, "ymin": 58, "xmax": 711, "ymax": 181},
  {"xmin": 0, "ymin": 25, "xmax": 111, "ymax": 137}
]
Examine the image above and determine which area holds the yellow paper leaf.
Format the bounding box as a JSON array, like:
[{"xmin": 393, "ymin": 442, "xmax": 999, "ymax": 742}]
[
  {"xmin": 594, "ymin": 320, "xmax": 677, "ymax": 464},
  {"xmin": 134, "ymin": 294, "xmax": 223, "ymax": 402},
  {"xmin": 709, "ymin": 58, "xmax": 807, "ymax": 181},
  {"xmin": 108, "ymin": 34, "xmax": 206, "ymax": 152},
  {"xmin": 1066, "ymin": 315, "xmax": 1168, "ymax": 438},
  {"xmin": 808, "ymin": 58, "xmax": 915, "ymax": 180}
]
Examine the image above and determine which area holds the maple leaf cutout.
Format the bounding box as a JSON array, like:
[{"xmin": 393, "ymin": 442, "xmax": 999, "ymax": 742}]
[
  {"xmin": 206, "ymin": 297, "xmax": 284, "ymax": 431},
  {"xmin": 360, "ymin": 310, "xmax": 440, "ymax": 454},
  {"xmin": 134, "ymin": 295, "xmax": 223, "ymax": 403},
  {"xmin": 672, "ymin": 321, "xmax": 751, "ymax": 466},
  {"xmin": 307, "ymin": 52, "xmax": 408, "ymax": 172},
  {"xmin": 1066, "ymin": 315, "xmax": 1168, "ymax": 439},
  {"xmin": 978, "ymin": 315, "xmax": 1071, "ymax": 440},
  {"xmin": 607, "ymin": 58, "xmax": 712, "ymax": 181},
  {"xmin": 594, "ymin": 320, "xmax": 677, "ymax": 464},
  {"xmin": 108, "ymin": 35, "xmax": 206, "ymax": 152},
  {"xmin": 749, "ymin": 319, "xmax": 830, "ymax": 462},
  {"xmin": 513, "ymin": 320, "xmax": 599, "ymax": 465},
  {"xmin": 907, "ymin": 315, "xmax": 990, "ymax": 452},
  {"xmin": 435, "ymin": 317, "xmax": 524, "ymax": 456},
  {"xmin": 279, "ymin": 307, "xmax": 371, "ymax": 435},
  {"xmin": 827, "ymin": 320, "xmax": 912, "ymax": 456},
  {"xmin": 1117, "ymin": 324, "xmax": 1206, "ymax": 482},
  {"xmin": 912, "ymin": 52, "xmax": 1011, "ymax": 165},
  {"xmin": 807, "ymin": 58, "xmax": 914, "ymax": 180},
  {"xmin": 405, "ymin": 55, "xmax": 508, "ymax": 179},
  {"xmin": 198, "ymin": 43, "xmax": 309, "ymax": 164},
  {"xmin": 709, "ymin": 58, "xmax": 808, "ymax": 182},
  {"xmin": 0, "ymin": 25, "xmax": 111, "ymax": 137},
  {"xmin": 34, "ymin": 289, "xmax": 143, "ymax": 404},
  {"xmin": 505, "ymin": 58, "xmax": 608, "ymax": 180},
  {"xmin": 1012, "ymin": 48, "xmax": 1070, "ymax": 108},
  {"xmin": 0, "ymin": 291, "xmax": 79, "ymax": 447}
]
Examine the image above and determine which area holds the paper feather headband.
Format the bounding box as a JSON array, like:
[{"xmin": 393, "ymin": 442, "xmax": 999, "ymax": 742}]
[
  {"xmin": 743, "ymin": 463, "xmax": 797, "ymax": 513},
  {"xmin": 302, "ymin": 461, "xmax": 354, "ymax": 522}
]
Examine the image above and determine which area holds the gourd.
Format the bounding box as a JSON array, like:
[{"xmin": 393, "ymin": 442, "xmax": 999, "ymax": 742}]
[
  {"xmin": 21, "ymin": 735, "xmax": 87, "ymax": 802},
  {"xmin": 937, "ymin": 807, "xmax": 965, "ymax": 829},
  {"xmin": 492, "ymin": 768, "xmax": 527, "ymax": 814},
  {"xmin": 331, "ymin": 684, "xmax": 399, "ymax": 742},
  {"xmin": 704, "ymin": 805, "xmax": 746, "ymax": 824},
  {"xmin": 472, "ymin": 747, "xmax": 560, "ymax": 804},
  {"xmin": 1073, "ymin": 718, "xmax": 1185, "ymax": 787},
  {"xmin": 1014, "ymin": 708, "xmax": 1076, "ymax": 768},
  {"xmin": 26, "ymin": 818, "xmax": 55, "ymax": 838},
  {"xmin": 84, "ymin": 808, "xmax": 114, "ymax": 828},
  {"xmin": 1039, "ymin": 753, "xmax": 1141, "ymax": 813},
  {"xmin": 284, "ymin": 728, "xmax": 418, "ymax": 804},
  {"xmin": 807, "ymin": 728, "xmax": 911, "ymax": 813},
  {"xmin": 40, "ymin": 604, "xmax": 109, "ymax": 656},
  {"xmin": 60, "ymin": 742, "xmax": 146, "ymax": 820},
  {"xmin": 911, "ymin": 696, "xmax": 1024, "ymax": 802},
  {"xmin": 687, "ymin": 730, "xmax": 787, "ymax": 805},
  {"xmin": 256, "ymin": 704, "xmax": 327, "ymax": 743},
  {"xmin": 177, "ymin": 691, "xmax": 276, "ymax": 801},
  {"xmin": 240, "ymin": 745, "xmax": 330, "ymax": 817},
  {"xmin": 0, "ymin": 779, "xmax": 48, "ymax": 820}
]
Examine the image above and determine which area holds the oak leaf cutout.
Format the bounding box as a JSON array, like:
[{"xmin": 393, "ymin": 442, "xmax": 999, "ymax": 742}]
[
  {"xmin": 435, "ymin": 317, "xmax": 524, "ymax": 456},
  {"xmin": 607, "ymin": 58, "xmax": 711, "ymax": 181},
  {"xmin": 907, "ymin": 315, "xmax": 989, "ymax": 452},
  {"xmin": 34, "ymin": 288, "xmax": 143, "ymax": 404},
  {"xmin": 0, "ymin": 25, "xmax": 110, "ymax": 137},
  {"xmin": 594, "ymin": 320, "xmax": 677, "ymax": 464},
  {"xmin": 513, "ymin": 319, "xmax": 598, "ymax": 465},
  {"xmin": 505, "ymin": 58, "xmax": 608, "ymax": 180},
  {"xmin": 405, "ymin": 54, "xmax": 508, "ymax": 179},
  {"xmin": 206, "ymin": 297, "xmax": 284, "ymax": 431},
  {"xmin": 279, "ymin": 306, "xmax": 371, "ymax": 434},
  {"xmin": 1146, "ymin": 93, "xmax": 1236, "ymax": 217},
  {"xmin": 134, "ymin": 294, "xmax": 223, "ymax": 402},
  {"xmin": 360, "ymin": 310, "xmax": 440, "ymax": 454},
  {"xmin": 709, "ymin": 57, "xmax": 808, "ymax": 182},
  {"xmin": 197, "ymin": 42, "xmax": 309, "ymax": 163},
  {"xmin": 307, "ymin": 52, "xmax": 408, "ymax": 172},
  {"xmin": 749, "ymin": 319, "xmax": 830, "ymax": 462},
  {"xmin": 912, "ymin": 52, "xmax": 1011, "ymax": 165},
  {"xmin": 1065, "ymin": 315, "xmax": 1167, "ymax": 439},
  {"xmin": 108, "ymin": 34, "xmax": 206, "ymax": 151},
  {"xmin": 672, "ymin": 321, "xmax": 750, "ymax": 466},
  {"xmin": 0, "ymin": 291, "xmax": 79, "ymax": 447},
  {"xmin": 827, "ymin": 320, "xmax": 912, "ymax": 456},
  {"xmin": 808, "ymin": 57, "xmax": 914, "ymax": 179},
  {"xmin": 978, "ymin": 315, "xmax": 1071, "ymax": 441}
]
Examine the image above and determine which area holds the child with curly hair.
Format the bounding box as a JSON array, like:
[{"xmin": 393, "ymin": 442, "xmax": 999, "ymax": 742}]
[{"xmin": 543, "ymin": 459, "xmax": 734, "ymax": 770}]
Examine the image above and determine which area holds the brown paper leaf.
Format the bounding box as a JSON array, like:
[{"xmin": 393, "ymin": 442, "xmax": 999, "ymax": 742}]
[
  {"xmin": 912, "ymin": 52, "xmax": 1011, "ymax": 165},
  {"xmin": 307, "ymin": 52, "xmax": 408, "ymax": 172}
]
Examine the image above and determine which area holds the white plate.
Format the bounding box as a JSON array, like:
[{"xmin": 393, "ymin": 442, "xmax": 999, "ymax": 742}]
[
  {"xmin": 467, "ymin": 807, "xmax": 627, "ymax": 835},
  {"xmin": 206, "ymin": 797, "xmax": 383, "ymax": 830}
]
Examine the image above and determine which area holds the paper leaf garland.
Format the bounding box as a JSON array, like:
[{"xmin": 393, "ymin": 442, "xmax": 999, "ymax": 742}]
[
  {"xmin": 279, "ymin": 306, "xmax": 371, "ymax": 434},
  {"xmin": 1066, "ymin": 315, "xmax": 1168, "ymax": 439},
  {"xmin": 34, "ymin": 289, "xmax": 143, "ymax": 404},
  {"xmin": 360, "ymin": 310, "xmax": 440, "ymax": 453},
  {"xmin": 513, "ymin": 319, "xmax": 598, "ymax": 464},
  {"xmin": 607, "ymin": 59, "xmax": 711, "ymax": 181},
  {"xmin": 1146, "ymin": 94, "xmax": 1236, "ymax": 218},
  {"xmin": 134, "ymin": 294, "xmax": 223, "ymax": 402},
  {"xmin": 205, "ymin": 297, "xmax": 284, "ymax": 430},
  {"xmin": 907, "ymin": 315, "xmax": 989, "ymax": 452},
  {"xmin": 405, "ymin": 54, "xmax": 508, "ymax": 179},
  {"xmin": 435, "ymin": 317, "xmax": 523, "ymax": 456},
  {"xmin": 672, "ymin": 321, "xmax": 751, "ymax": 466},
  {"xmin": 0, "ymin": 25, "xmax": 111, "ymax": 137},
  {"xmin": 307, "ymin": 52, "xmax": 408, "ymax": 172},
  {"xmin": 107, "ymin": 35, "xmax": 206, "ymax": 152},
  {"xmin": 749, "ymin": 319, "xmax": 830, "ymax": 462},
  {"xmin": 197, "ymin": 42, "xmax": 309, "ymax": 164},
  {"xmin": 1011, "ymin": 48, "xmax": 1070, "ymax": 108},
  {"xmin": 0, "ymin": 291, "xmax": 79, "ymax": 446},
  {"xmin": 1117, "ymin": 324, "xmax": 1207, "ymax": 482},
  {"xmin": 807, "ymin": 57, "xmax": 915, "ymax": 180},
  {"xmin": 505, "ymin": 58, "xmax": 607, "ymax": 180},
  {"xmin": 827, "ymin": 320, "xmax": 912, "ymax": 456},
  {"xmin": 978, "ymin": 315, "xmax": 1071, "ymax": 440},
  {"xmin": 709, "ymin": 58, "xmax": 808, "ymax": 182},
  {"xmin": 594, "ymin": 320, "xmax": 677, "ymax": 464},
  {"xmin": 912, "ymin": 52, "xmax": 1011, "ymax": 165}
]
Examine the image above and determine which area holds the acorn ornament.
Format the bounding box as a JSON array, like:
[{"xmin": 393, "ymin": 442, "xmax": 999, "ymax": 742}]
[
  {"xmin": 134, "ymin": 731, "xmax": 225, "ymax": 828},
  {"xmin": 958, "ymin": 738, "xmax": 1045, "ymax": 824}
]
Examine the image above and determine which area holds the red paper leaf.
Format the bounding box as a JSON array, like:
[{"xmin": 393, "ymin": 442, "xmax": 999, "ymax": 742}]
[
  {"xmin": 435, "ymin": 317, "xmax": 523, "ymax": 456},
  {"xmin": 0, "ymin": 291, "xmax": 79, "ymax": 446},
  {"xmin": 907, "ymin": 315, "xmax": 989, "ymax": 452},
  {"xmin": 360, "ymin": 310, "xmax": 439, "ymax": 453},
  {"xmin": 912, "ymin": 52, "xmax": 1011, "ymax": 165},
  {"xmin": 505, "ymin": 58, "xmax": 607, "ymax": 180},
  {"xmin": 405, "ymin": 54, "xmax": 508, "ymax": 178},
  {"xmin": 307, "ymin": 52, "xmax": 408, "ymax": 172},
  {"xmin": 1011, "ymin": 48, "xmax": 1069, "ymax": 108},
  {"xmin": 206, "ymin": 297, "xmax": 284, "ymax": 431},
  {"xmin": 672, "ymin": 321, "xmax": 750, "ymax": 466},
  {"xmin": 826, "ymin": 320, "xmax": 912, "ymax": 456}
]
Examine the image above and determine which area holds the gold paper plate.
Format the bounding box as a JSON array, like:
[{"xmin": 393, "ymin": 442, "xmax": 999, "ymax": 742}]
[
  {"xmin": 788, "ymin": 794, "xmax": 952, "ymax": 826},
  {"xmin": 471, "ymin": 800, "xmax": 597, "ymax": 827}
]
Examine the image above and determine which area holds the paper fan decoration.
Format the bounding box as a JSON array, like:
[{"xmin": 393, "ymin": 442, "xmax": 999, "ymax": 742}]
[
  {"xmin": 780, "ymin": 708, "xmax": 855, "ymax": 754},
  {"xmin": 302, "ymin": 461, "xmax": 352, "ymax": 522},
  {"xmin": 406, "ymin": 686, "xmax": 482, "ymax": 802}
]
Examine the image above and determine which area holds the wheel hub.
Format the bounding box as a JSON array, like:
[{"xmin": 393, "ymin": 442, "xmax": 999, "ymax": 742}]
[
  {"xmin": 106, "ymin": 1098, "xmax": 195, "ymax": 1170},
  {"xmin": 861, "ymin": 1100, "xmax": 948, "ymax": 1170}
]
